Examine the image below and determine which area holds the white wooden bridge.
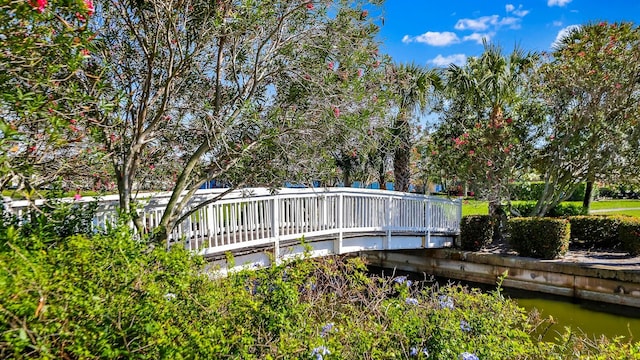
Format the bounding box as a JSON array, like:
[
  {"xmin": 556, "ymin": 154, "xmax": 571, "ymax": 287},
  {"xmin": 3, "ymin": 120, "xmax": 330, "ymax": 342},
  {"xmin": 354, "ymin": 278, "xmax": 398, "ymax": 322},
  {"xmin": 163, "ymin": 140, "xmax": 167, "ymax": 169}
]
[{"xmin": 5, "ymin": 188, "xmax": 462, "ymax": 271}]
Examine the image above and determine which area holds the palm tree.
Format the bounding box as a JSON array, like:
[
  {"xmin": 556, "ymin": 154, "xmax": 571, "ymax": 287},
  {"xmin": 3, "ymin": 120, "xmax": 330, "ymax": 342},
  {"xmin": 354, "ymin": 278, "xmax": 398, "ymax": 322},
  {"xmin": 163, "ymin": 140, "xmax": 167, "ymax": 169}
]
[
  {"xmin": 390, "ymin": 63, "xmax": 441, "ymax": 192},
  {"xmin": 445, "ymin": 42, "xmax": 536, "ymax": 218}
]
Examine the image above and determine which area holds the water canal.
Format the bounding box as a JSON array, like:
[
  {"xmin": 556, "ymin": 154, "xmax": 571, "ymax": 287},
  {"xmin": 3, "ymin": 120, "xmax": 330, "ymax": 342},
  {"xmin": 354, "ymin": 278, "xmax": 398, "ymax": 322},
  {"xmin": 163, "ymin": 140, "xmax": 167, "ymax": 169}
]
[{"xmin": 507, "ymin": 288, "xmax": 640, "ymax": 341}]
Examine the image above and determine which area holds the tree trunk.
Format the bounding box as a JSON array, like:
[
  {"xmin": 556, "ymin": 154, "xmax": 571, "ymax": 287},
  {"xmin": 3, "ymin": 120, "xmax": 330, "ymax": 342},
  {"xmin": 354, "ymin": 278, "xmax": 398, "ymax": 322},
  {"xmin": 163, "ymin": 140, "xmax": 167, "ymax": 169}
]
[
  {"xmin": 343, "ymin": 167, "xmax": 352, "ymax": 188},
  {"xmin": 583, "ymin": 180, "xmax": 594, "ymax": 212},
  {"xmin": 378, "ymin": 159, "xmax": 386, "ymax": 190},
  {"xmin": 393, "ymin": 144, "xmax": 411, "ymax": 192}
]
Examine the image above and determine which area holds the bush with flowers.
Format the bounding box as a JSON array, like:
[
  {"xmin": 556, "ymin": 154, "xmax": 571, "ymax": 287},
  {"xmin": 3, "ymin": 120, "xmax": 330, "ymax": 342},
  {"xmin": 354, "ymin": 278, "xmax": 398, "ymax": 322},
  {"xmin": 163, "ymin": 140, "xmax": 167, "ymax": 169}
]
[{"xmin": 1, "ymin": 222, "xmax": 639, "ymax": 359}]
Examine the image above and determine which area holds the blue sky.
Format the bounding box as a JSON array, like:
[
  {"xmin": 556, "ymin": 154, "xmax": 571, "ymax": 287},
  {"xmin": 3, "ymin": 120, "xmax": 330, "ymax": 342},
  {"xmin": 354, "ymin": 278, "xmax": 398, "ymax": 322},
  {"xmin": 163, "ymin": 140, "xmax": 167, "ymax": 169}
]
[{"xmin": 376, "ymin": 0, "xmax": 640, "ymax": 67}]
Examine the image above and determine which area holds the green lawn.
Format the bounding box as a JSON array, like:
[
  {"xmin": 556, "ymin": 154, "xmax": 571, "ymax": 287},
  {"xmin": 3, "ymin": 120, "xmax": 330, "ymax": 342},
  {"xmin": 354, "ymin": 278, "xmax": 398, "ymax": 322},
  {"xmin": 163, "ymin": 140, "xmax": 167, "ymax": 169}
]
[
  {"xmin": 588, "ymin": 199, "xmax": 640, "ymax": 210},
  {"xmin": 461, "ymin": 199, "xmax": 640, "ymax": 217}
]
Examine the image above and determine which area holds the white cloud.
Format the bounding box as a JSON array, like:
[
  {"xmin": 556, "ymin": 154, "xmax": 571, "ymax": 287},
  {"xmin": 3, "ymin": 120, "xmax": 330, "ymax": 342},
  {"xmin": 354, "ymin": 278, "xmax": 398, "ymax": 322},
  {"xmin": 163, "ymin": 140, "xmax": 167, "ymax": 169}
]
[
  {"xmin": 553, "ymin": 20, "xmax": 563, "ymax": 27},
  {"xmin": 430, "ymin": 54, "xmax": 467, "ymax": 67},
  {"xmin": 551, "ymin": 24, "xmax": 580, "ymax": 48},
  {"xmin": 402, "ymin": 31, "xmax": 460, "ymax": 46},
  {"xmin": 548, "ymin": 0, "xmax": 572, "ymax": 7},
  {"xmin": 463, "ymin": 32, "xmax": 494, "ymax": 44},
  {"xmin": 455, "ymin": 15, "xmax": 499, "ymax": 31},
  {"xmin": 499, "ymin": 17, "xmax": 523, "ymax": 29},
  {"xmin": 506, "ymin": 4, "xmax": 529, "ymax": 17},
  {"xmin": 454, "ymin": 11, "xmax": 527, "ymax": 32}
]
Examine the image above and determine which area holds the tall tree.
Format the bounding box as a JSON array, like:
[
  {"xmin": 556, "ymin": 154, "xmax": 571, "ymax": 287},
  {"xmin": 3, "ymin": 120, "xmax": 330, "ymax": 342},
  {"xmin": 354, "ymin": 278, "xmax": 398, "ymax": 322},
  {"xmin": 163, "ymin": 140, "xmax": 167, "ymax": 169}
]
[
  {"xmin": 531, "ymin": 21, "xmax": 640, "ymax": 215},
  {"xmin": 438, "ymin": 43, "xmax": 538, "ymax": 218},
  {"xmin": 93, "ymin": 0, "xmax": 384, "ymax": 241},
  {"xmin": 0, "ymin": 0, "xmax": 102, "ymax": 195},
  {"xmin": 389, "ymin": 63, "xmax": 440, "ymax": 192}
]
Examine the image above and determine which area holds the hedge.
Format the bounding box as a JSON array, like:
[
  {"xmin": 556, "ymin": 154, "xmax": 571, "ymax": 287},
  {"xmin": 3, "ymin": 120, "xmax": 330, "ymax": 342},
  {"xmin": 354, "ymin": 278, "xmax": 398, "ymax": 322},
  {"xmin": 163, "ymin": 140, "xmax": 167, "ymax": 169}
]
[
  {"xmin": 568, "ymin": 215, "xmax": 628, "ymax": 249},
  {"xmin": 620, "ymin": 217, "xmax": 640, "ymax": 256},
  {"xmin": 598, "ymin": 184, "xmax": 640, "ymax": 199},
  {"xmin": 509, "ymin": 182, "xmax": 591, "ymax": 202},
  {"xmin": 507, "ymin": 217, "xmax": 570, "ymax": 259},
  {"xmin": 510, "ymin": 201, "xmax": 586, "ymax": 218},
  {"xmin": 460, "ymin": 215, "xmax": 493, "ymax": 251}
]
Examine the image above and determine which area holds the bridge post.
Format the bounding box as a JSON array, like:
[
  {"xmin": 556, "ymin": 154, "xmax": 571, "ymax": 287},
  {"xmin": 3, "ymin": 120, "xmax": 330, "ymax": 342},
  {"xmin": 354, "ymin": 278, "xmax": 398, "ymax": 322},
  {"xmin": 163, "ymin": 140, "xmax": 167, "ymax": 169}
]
[
  {"xmin": 272, "ymin": 196, "xmax": 280, "ymax": 264},
  {"xmin": 384, "ymin": 195, "xmax": 392, "ymax": 249},
  {"xmin": 335, "ymin": 193, "xmax": 343, "ymax": 254},
  {"xmin": 425, "ymin": 199, "xmax": 432, "ymax": 248}
]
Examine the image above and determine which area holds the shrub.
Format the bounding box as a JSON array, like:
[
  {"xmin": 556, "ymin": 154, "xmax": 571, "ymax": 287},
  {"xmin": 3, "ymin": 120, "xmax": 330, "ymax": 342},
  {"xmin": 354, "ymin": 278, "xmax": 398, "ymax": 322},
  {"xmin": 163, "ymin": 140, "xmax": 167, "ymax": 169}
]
[
  {"xmin": 509, "ymin": 182, "xmax": 546, "ymax": 201},
  {"xmin": 2, "ymin": 227, "xmax": 639, "ymax": 358},
  {"xmin": 460, "ymin": 215, "xmax": 493, "ymax": 251},
  {"xmin": 509, "ymin": 201, "xmax": 537, "ymax": 217},
  {"xmin": 568, "ymin": 215, "xmax": 628, "ymax": 249},
  {"xmin": 547, "ymin": 202, "xmax": 586, "ymax": 217},
  {"xmin": 619, "ymin": 217, "xmax": 640, "ymax": 256},
  {"xmin": 507, "ymin": 217, "xmax": 570, "ymax": 259},
  {"xmin": 509, "ymin": 201, "xmax": 585, "ymax": 218},
  {"xmin": 509, "ymin": 182, "xmax": 590, "ymax": 202},
  {"xmin": 598, "ymin": 183, "xmax": 640, "ymax": 199}
]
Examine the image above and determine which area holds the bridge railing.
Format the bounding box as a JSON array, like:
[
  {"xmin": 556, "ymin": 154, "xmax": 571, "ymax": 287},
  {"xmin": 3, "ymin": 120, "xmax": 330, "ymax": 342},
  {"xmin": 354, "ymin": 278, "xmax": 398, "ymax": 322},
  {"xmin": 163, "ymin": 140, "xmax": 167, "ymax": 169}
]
[{"xmin": 2, "ymin": 188, "xmax": 461, "ymax": 256}]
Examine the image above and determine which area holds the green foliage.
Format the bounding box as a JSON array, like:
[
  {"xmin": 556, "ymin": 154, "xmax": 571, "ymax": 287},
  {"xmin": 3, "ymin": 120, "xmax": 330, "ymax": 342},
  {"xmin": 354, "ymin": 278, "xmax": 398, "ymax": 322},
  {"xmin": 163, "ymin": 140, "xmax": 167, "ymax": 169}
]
[
  {"xmin": 507, "ymin": 217, "xmax": 570, "ymax": 259},
  {"xmin": 510, "ymin": 201, "xmax": 586, "ymax": 217},
  {"xmin": 510, "ymin": 182, "xmax": 590, "ymax": 202},
  {"xmin": 568, "ymin": 215, "xmax": 629, "ymax": 249},
  {"xmin": 548, "ymin": 202, "xmax": 587, "ymax": 217},
  {"xmin": 427, "ymin": 43, "xmax": 539, "ymax": 216},
  {"xmin": 598, "ymin": 183, "xmax": 640, "ymax": 199},
  {"xmin": 532, "ymin": 22, "xmax": 640, "ymax": 214},
  {"xmin": 619, "ymin": 217, "xmax": 640, "ymax": 256},
  {"xmin": 460, "ymin": 215, "xmax": 494, "ymax": 251},
  {"xmin": 0, "ymin": 0, "xmax": 103, "ymax": 191},
  {"xmin": 2, "ymin": 227, "xmax": 639, "ymax": 358}
]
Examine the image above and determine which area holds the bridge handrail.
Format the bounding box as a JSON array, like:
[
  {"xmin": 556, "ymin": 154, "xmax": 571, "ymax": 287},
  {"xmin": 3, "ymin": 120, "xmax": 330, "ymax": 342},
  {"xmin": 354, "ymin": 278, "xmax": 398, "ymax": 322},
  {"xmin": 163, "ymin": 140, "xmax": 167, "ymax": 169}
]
[{"xmin": 2, "ymin": 187, "xmax": 462, "ymax": 256}]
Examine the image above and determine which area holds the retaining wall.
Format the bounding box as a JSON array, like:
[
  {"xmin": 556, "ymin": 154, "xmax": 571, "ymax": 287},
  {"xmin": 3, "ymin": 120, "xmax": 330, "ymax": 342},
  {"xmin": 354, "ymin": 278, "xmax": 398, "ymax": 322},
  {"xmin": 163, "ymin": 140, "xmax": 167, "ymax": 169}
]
[{"xmin": 361, "ymin": 249, "xmax": 640, "ymax": 308}]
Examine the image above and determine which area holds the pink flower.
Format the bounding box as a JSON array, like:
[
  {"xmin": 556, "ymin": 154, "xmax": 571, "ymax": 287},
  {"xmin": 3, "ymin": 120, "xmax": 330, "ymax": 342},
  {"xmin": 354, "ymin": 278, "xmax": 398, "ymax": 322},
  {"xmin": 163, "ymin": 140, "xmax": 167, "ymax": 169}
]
[
  {"xmin": 306, "ymin": 2, "xmax": 314, "ymax": 10},
  {"xmin": 80, "ymin": 49, "xmax": 90, "ymax": 58},
  {"xmin": 468, "ymin": 150, "xmax": 475, "ymax": 155},
  {"xmin": 74, "ymin": 192, "xmax": 82, "ymax": 201},
  {"xmin": 84, "ymin": 0, "xmax": 95, "ymax": 16},
  {"xmin": 599, "ymin": 21, "xmax": 606, "ymax": 27},
  {"xmin": 486, "ymin": 160, "xmax": 493, "ymax": 167},
  {"xmin": 29, "ymin": 0, "xmax": 47, "ymax": 13},
  {"xmin": 506, "ymin": 118, "xmax": 513, "ymax": 124},
  {"xmin": 361, "ymin": 10, "xmax": 368, "ymax": 18},
  {"xmin": 149, "ymin": 164, "xmax": 155, "ymax": 170},
  {"xmin": 615, "ymin": 83, "xmax": 622, "ymax": 89},
  {"xmin": 333, "ymin": 106, "xmax": 340, "ymax": 118},
  {"xmin": 578, "ymin": 51, "xmax": 585, "ymax": 57},
  {"xmin": 328, "ymin": 62, "xmax": 334, "ymax": 70},
  {"xmin": 357, "ymin": 69, "xmax": 363, "ymax": 77}
]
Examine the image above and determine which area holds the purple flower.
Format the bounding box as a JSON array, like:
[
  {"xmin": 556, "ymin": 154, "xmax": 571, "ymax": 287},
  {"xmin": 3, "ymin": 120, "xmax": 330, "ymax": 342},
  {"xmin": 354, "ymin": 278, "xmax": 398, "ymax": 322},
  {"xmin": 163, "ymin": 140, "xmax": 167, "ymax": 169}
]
[
  {"xmin": 393, "ymin": 276, "xmax": 408, "ymax": 284},
  {"xmin": 438, "ymin": 295, "xmax": 454, "ymax": 310},
  {"xmin": 460, "ymin": 320, "xmax": 472, "ymax": 332},
  {"xmin": 459, "ymin": 352, "xmax": 479, "ymax": 360},
  {"xmin": 410, "ymin": 347, "xmax": 429, "ymax": 357},
  {"xmin": 405, "ymin": 297, "xmax": 419, "ymax": 306},
  {"xmin": 311, "ymin": 346, "xmax": 331, "ymax": 360},
  {"xmin": 320, "ymin": 322, "xmax": 334, "ymax": 337}
]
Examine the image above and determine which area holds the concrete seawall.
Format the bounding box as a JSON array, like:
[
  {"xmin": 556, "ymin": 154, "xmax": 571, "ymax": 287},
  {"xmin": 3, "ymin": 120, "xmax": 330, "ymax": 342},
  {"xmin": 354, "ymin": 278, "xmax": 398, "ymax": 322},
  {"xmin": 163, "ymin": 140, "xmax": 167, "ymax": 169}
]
[{"xmin": 361, "ymin": 249, "xmax": 640, "ymax": 308}]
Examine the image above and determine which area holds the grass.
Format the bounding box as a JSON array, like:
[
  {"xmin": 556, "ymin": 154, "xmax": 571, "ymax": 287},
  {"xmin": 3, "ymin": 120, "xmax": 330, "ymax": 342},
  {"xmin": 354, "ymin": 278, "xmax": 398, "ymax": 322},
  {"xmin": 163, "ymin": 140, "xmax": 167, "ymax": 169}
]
[
  {"xmin": 461, "ymin": 199, "xmax": 640, "ymax": 217},
  {"xmin": 588, "ymin": 199, "xmax": 640, "ymax": 210}
]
